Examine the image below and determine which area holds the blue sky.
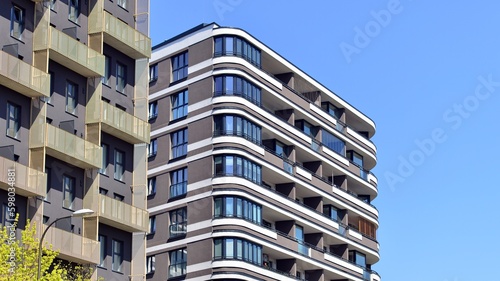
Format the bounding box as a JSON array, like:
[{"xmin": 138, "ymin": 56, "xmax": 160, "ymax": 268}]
[{"xmin": 150, "ymin": 1, "xmax": 500, "ymax": 280}]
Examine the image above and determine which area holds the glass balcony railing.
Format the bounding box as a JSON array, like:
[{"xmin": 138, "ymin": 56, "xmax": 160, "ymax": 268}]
[
  {"xmin": 98, "ymin": 194, "xmax": 148, "ymax": 232},
  {"xmin": 43, "ymin": 227, "xmax": 100, "ymax": 264},
  {"xmin": 34, "ymin": 26, "xmax": 104, "ymax": 77},
  {"xmin": 168, "ymin": 262, "xmax": 187, "ymax": 278},
  {"xmin": 297, "ymin": 241, "xmax": 309, "ymax": 256},
  {"xmin": 170, "ymin": 182, "xmax": 187, "ymax": 198},
  {"xmin": 0, "ymin": 156, "xmax": 46, "ymax": 197},
  {"xmin": 89, "ymin": 10, "xmax": 151, "ymax": 59},
  {"xmin": 87, "ymin": 100, "xmax": 150, "ymax": 144},
  {"xmin": 30, "ymin": 123, "xmax": 102, "ymax": 169},
  {"xmin": 283, "ymin": 161, "xmax": 293, "ymax": 175},
  {"xmin": 0, "ymin": 51, "xmax": 50, "ymax": 98},
  {"xmin": 169, "ymin": 222, "xmax": 187, "ymax": 237}
]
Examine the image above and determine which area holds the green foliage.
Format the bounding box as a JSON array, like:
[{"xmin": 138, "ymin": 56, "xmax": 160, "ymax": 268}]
[{"xmin": 0, "ymin": 219, "xmax": 96, "ymax": 281}]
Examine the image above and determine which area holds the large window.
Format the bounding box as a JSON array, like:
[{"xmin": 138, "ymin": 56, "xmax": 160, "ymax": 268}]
[
  {"xmin": 114, "ymin": 149, "xmax": 125, "ymax": 181},
  {"xmin": 149, "ymin": 101, "xmax": 158, "ymax": 119},
  {"xmin": 214, "ymin": 36, "xmax": 261, "ymax": 67},
  {"xmin": 149, "ymin": 63, "xmax": 158, "ymax": 82},
  {"xmin": 322, "ymin": 129, "xmax": 346, "ymax": 156},
  {"xmin": 347, "ymin": 150, "xmax": 363, "ymax": 167},
  {"xmin": 10, "ymin": 6, "xmax": 24, "ymax": 40},
  {"xmin": 68, "ymin": 0, "xmax": 79, "ymax": 23},
  {"xmin": 148, "ymin": 139, "xmax": 158, "ymax": 157},
  {"xmin": 214, "ymin": 196, "xmax": 262, "ymax": 224},
  {"xmin": 102, "ymin": 55, "xmax": 111, "ymax": 85},
  {"xmin": 98, "ymin": 235, "xmax": 106, "ymax": 267},
  {"xmin": 171, "ymin": 128, "xmax": 188, "ymax": 158},
  {"xmin": 62, "ymin": 175, "xmax": 75, "ymax": 209},
  {"xmin": 146, "ymin": 255, "xmax": 155, "ymax": 274},
  {"xmin": 100, "ymin": 143, "xmax": 109, "ymax": 175},
  {"xmin": 6, "ymin": 103, "xmax": 20, "ymax": 139},
  {"xmin": 50, "ymin": 0, "xmax": 56, "ymax": 10},
  {"xmin": 349, "ymin": 250, "xmax": 367, "ymax": 268},
  {"xmin": 214, "ymin": 114, "xmax": 261, "ymax": 144},
  {"xmin": 214, "ymin": 75, "xmax": 261, "ymax": 105},
  {"xmin": 117, "ymin": 0, "xmax": 127, "ymax": 9},
  {"xmin": 168, "ymin": 248, "xmax": 187, "ymax": 278},
  {"xmin": 214, "ymin": 155, "xmax": 261, "ymax": 185},
  {"xmin": 295, "ymin": 120, "xmax": 317, "ymax": 138},
  {"xmin": 170, "ymin": 167, "xmax": 187, "ymax": 198},
  {"xmin": 147, "ymin": 177, "xmax": 156, "ymax": 196},
  {"xmin": 323, "ymin": 205, "xmax": 345, "ymax": 223},
  {"xmin": 112, "ymin": 239, "xmax": 123, "ymax": 272},
  {"xmin": 214, "ymin": 238, "xmax": 262, "ymax": 266},
  {"xmin": 171, "ymin": 90, "xmax": 188, "ymax": 120},
  {"xmin": 172, "ymin": 52, "xmax": 188, "ymax": 82},
  {"xmin": 169, "ymin": 207, "xmax": 187, "ymax": 237},
  {"xmin": 321, "ymin": 102, "xmax": 342, "ymax": 119},
  {"xmin": 148, "ymin": 216, "xmax": 156, "ymax": 234},
  {"xmin": 116, "ymin": 62, "xmax": 127, "ymax": 94},
  {"xmin": 66, "ymin": 81, "xmax": 78, "ymax": 114}
]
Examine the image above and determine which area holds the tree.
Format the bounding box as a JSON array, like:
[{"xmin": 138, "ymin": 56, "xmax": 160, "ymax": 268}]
[{"xmin": 0, "ymin": 219, "xmax": 95, "ymax": 281}]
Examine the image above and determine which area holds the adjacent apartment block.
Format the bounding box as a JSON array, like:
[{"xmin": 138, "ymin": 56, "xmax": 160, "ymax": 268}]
[
  {"xmin": 146, "ymin": 23, "xmax": 380, "ymax": 281},
  {"xmin": 0, "ymin": 0, "xmax": 150, "ymax": 280}
]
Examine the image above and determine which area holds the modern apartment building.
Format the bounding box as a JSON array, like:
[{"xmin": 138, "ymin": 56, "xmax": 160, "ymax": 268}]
[
  {"xmin": 0, "ymin": 0, "xmax": 150, "ymax": 280},
  {"xmin": 146, "ymin": 23, "xmax": 381, "ymax": 281}
]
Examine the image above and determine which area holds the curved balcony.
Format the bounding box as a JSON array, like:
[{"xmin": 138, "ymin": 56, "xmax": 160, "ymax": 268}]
[
  {"xmin": 0, "ymin": 51, "xmax": 50, "ymax": 98},
  {"xmin": 212, "ymin": 227, "xmax": 377, "ymax": 281},
  {"xmin": 212, "ymin": 187, "xmax": 379, "ymax": 252},
  {"xmin": 212, "ymin": 95, "xmax": 377, "ymax": 192},
  {"xmin": 212, "ymin": 132, "xmax": 378, "ymax": 214}
]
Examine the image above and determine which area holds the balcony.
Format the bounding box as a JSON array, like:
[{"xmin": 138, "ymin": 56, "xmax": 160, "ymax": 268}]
[
  {"xmin": 89, "ymin": 10, "xmax": 151, "ymax": 59},
  {"xmin": 86, "ymin": 101, "xmax": 150, "ymax": 144},
  {"xmin": 34, "ymin": 26, "xmax": 104, "ymax": 77},
  {"xmin": 0, "ymin": 51, "xmax": 50, "ymax": 98},
  {"xmin": 0, "ymin": 156, "xmax": 46, "ymax": 197},
  {"xmin": 169, "ymin": 222, "xmax": 187, "ymax": 237},
  {"xmin": 98, "ymin": 194, "xmax": 148, "ymax": 232},
  {"xmin": 43, "ymin": 227, "xmax": 100, "ymax": 264},
  {"xmin": 30, "ymin": 123, "xmax": 102, "ymax": 169}
]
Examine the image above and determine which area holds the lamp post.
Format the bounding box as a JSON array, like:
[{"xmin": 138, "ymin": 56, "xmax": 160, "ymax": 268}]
[{"xmin": 37, "ymin": 208, "xmax": 94, "ymax": 280}]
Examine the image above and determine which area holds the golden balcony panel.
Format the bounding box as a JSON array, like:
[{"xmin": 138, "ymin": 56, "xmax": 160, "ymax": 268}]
[
  {"xmin": 87, "ymin": 100, "xmax": 150, "ymax": 144},
  {"xmin": 43, "ymin": 227, "xmax": 100, "ymax": 265},
  {"xmin": 0, "ymin": 51, "xmax": 50, "ymax": 98},
  {"xmin": 98, "ymin": 194, "xmax": 148, "ymax": 232},
  {"xmin": 0, "ymin": 156, "xmax": 46, "ymax": 198},
  {"xmin": 34, "ymin": 26, "xmax": 104, "ymax": 77},
  {"xmin": 30, "ymin": 123, "xmax": 102, "ymax": 169},
  {"xmin": 89, "ymin": 10, "xmax": 151, "ymax": 59}
]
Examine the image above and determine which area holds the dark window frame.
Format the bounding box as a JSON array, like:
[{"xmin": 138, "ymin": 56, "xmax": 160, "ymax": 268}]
[
  {"xmin": 171, "ymin": 51, "xmax": 188, "ymax": 82},
  {"xmin": 10, "ymin": 5, "xmax": 25, "ymax": 40},
  {"xmin": 171, "ymin": 90, "xmax": 188, "ymax": 120},
  {"xmin": 171, "ymin": 128, "xmax": 188, "ymax": 159},
  {"xmin": 6, "ymin": 102, "xmax": 21, "ymax": 139}
]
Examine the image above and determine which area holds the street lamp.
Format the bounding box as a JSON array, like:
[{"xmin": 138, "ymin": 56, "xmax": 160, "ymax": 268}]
[{"xmin": 37, "ymin": 208, "xmax": 94, "ymax": 280}]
